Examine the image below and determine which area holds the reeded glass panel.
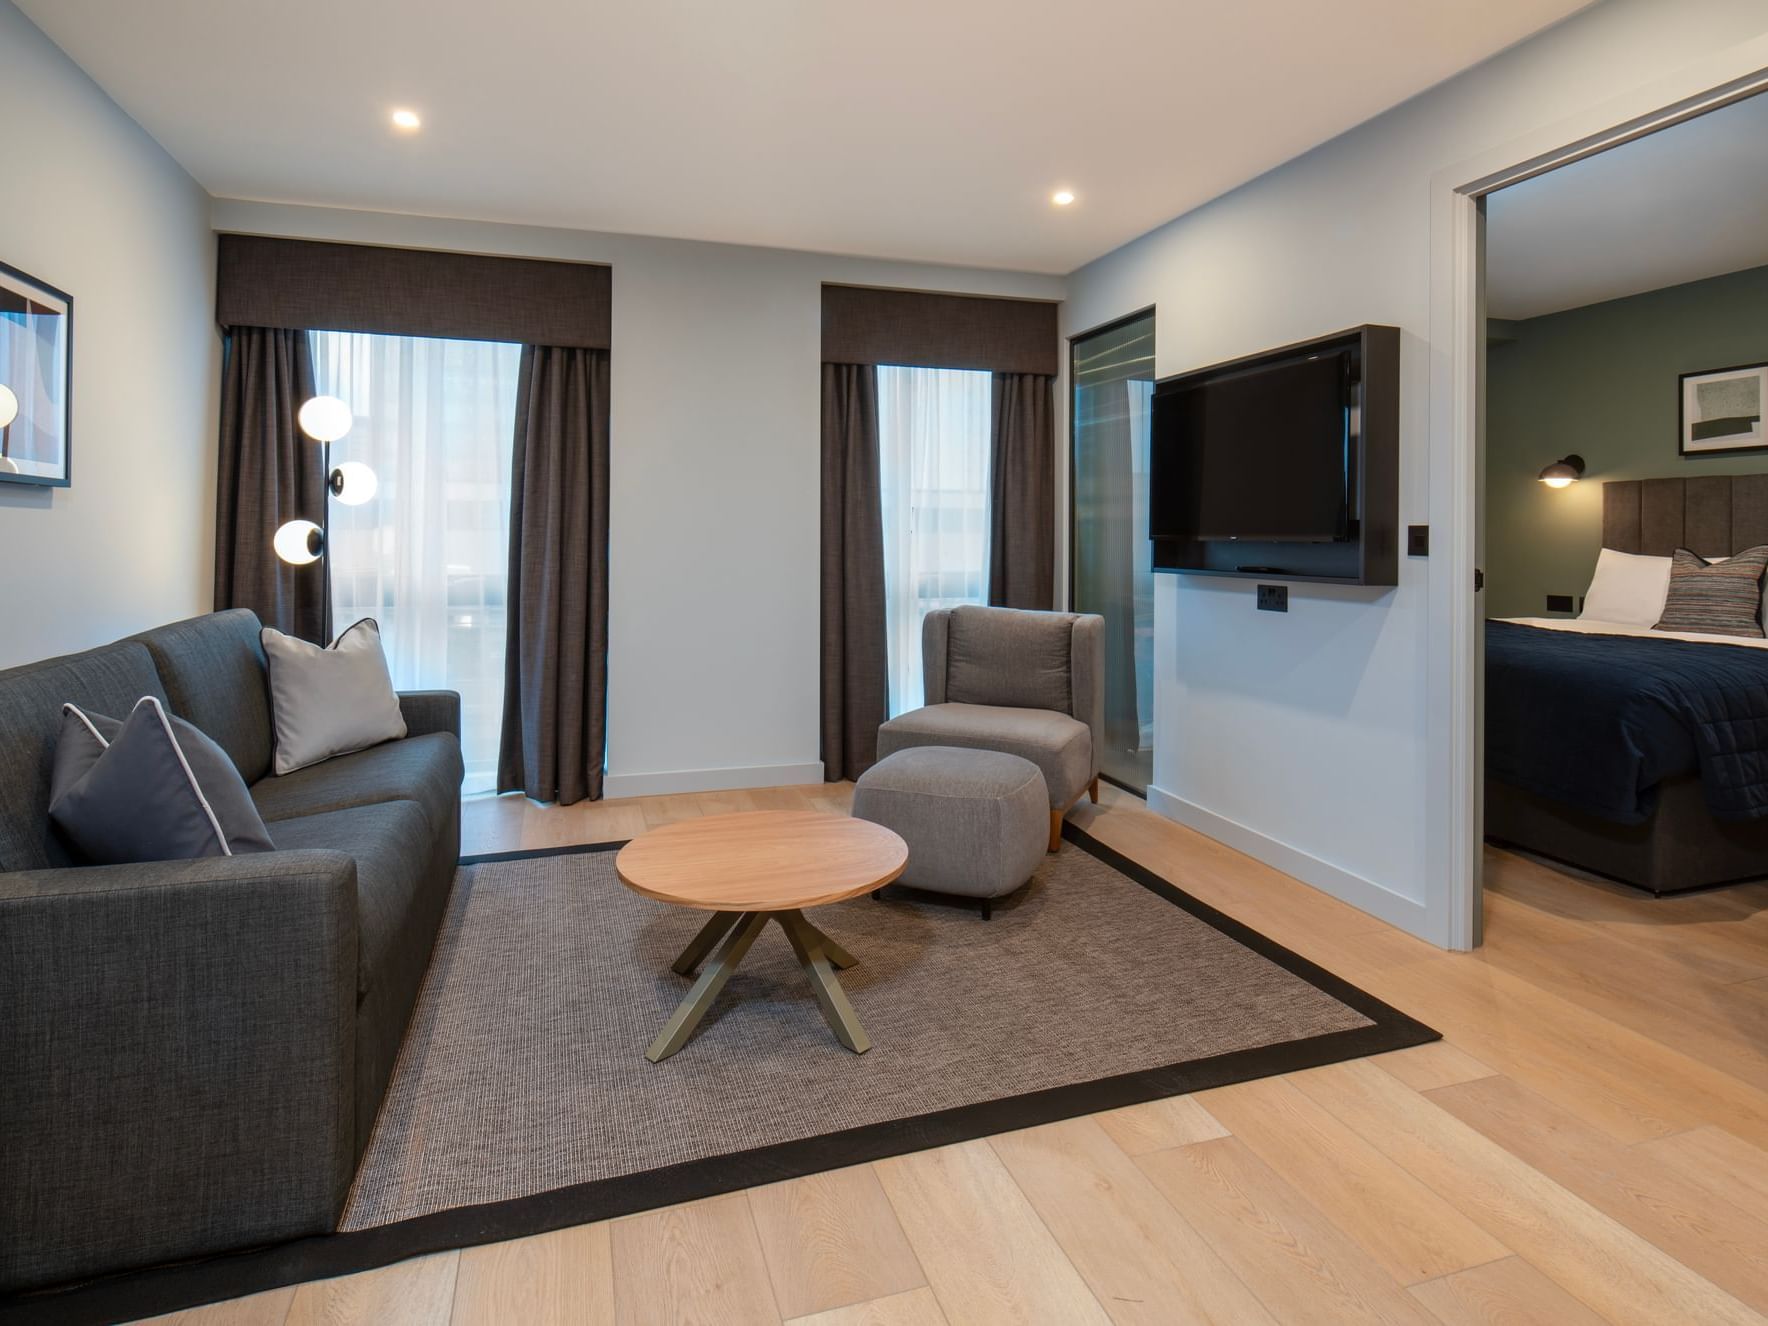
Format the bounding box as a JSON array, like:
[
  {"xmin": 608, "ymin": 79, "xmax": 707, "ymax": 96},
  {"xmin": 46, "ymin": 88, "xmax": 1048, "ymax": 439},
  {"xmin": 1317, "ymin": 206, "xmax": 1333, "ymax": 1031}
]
[{"xmin": 1072, "ymin": 312, "xmax": 1155, "ymax": 792}]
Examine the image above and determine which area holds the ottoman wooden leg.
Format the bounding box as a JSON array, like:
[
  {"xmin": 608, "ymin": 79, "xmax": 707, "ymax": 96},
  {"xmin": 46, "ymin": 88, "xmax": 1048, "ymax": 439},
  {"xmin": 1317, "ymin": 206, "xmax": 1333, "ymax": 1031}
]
[{"xmin": 1048, "ymin": 810, "xmax": 1063, "ymax": 853}]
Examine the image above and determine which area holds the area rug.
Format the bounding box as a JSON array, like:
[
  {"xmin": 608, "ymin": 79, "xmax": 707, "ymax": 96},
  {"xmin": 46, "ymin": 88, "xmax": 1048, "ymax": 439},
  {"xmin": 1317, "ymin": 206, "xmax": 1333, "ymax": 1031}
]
[{"xmin": 12, "ymin": 822, "xmax": 1435, "ymax": 1325}]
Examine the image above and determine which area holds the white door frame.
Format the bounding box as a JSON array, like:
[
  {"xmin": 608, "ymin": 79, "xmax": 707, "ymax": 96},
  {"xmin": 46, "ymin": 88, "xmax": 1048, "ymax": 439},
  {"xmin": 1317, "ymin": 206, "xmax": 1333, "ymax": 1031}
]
[{"xmin": 1429, "ymin": 38, "xmax": 1768, "ymax": 951}]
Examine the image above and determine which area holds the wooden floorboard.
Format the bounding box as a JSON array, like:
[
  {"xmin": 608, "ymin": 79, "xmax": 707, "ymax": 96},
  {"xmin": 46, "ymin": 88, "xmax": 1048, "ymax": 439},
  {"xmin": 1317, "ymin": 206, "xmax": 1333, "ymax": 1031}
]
[{"xmin": 124, "ymin": 783, "xmax": 1768, "ymax": 1325}]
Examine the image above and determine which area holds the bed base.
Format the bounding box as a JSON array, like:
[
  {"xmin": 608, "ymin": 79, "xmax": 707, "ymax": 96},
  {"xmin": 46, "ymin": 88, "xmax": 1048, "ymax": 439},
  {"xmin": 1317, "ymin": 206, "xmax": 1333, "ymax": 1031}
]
[{"xmin": 1485, "ymin": 775, "xmax": 1768, "ymax": 896}]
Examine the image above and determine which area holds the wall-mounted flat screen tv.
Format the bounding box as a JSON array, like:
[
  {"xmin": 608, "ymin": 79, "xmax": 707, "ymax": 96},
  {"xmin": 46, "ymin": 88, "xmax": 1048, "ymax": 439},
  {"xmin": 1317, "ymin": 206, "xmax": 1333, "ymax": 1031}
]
[{"xmin": 1150, "ymin": 351, "xmax": 1354, "ymax": 543}]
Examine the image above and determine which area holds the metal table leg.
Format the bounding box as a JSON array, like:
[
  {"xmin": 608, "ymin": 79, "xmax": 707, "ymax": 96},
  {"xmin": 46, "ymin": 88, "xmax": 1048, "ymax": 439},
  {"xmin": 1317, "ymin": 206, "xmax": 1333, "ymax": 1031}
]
[
  {"xmin": 670, "ymin": 909, "xmax": 740, "ymax": 976},
  {"xmin": 777, "ymin": 910, "xmax": 871, "ymax": 1054},
  {"xmin": 647, "ymin": 911, "xmax": 767, "ymax": 1062}
]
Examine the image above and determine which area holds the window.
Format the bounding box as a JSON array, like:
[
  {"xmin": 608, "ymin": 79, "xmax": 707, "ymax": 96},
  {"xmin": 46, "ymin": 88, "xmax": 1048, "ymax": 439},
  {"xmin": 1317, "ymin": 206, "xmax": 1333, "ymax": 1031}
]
[
  {"xmin": 311, "ymin": 331, "xmax": 522, "ymax": 791},
  {"xmin": 877, "ymin": 364, "xmax": 992, "ymax": 715},
  {"xmin": 1071, "ymin": 311, "xmax": 1156, "ymax": 793}
]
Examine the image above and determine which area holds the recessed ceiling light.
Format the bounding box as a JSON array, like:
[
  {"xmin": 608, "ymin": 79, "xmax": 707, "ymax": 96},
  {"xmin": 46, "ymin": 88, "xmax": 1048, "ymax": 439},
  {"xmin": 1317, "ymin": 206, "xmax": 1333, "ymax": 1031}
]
[
  {"xmin": 391, "ymin": 108, "xmax": 422, "ymax": 131},
  {"xmin": 1051, "ymin": 189, "xmax": 1076, "ymax": 207}
]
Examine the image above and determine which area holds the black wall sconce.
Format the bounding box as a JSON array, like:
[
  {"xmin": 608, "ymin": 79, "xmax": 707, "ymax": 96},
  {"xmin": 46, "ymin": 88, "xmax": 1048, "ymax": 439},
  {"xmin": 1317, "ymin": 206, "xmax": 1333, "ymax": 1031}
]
[{"xmin": 1538, "ymin": 454, "xmax": 1586, "ymax": 489}]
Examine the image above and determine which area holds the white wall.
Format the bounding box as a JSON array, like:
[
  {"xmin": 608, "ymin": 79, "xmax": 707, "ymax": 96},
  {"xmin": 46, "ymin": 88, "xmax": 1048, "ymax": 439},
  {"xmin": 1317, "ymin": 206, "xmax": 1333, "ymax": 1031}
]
[
  {"xmin": 0, "ymin": 0, "xmax": 217, "ymax": 668},
  {"xmin": 1061, "ymin": 0, "xmax": 1768, "ymax": 942},
  {"xmin": 210, "ymin": 198, "xmax": 1062, "ymax": 795}
]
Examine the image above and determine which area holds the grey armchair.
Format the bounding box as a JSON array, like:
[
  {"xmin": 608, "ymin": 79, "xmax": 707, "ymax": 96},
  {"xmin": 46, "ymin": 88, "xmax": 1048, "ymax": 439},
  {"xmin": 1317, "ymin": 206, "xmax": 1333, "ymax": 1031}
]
[{"xmin": 877, "ymin": 605, "xmax": 1105, "ymax": 851}]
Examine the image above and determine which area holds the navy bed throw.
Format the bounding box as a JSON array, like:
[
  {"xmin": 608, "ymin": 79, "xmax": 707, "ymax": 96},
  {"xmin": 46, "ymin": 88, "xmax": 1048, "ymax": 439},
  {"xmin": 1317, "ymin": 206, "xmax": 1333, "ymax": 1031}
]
[{"xmin": 1486, "ymin": 620, "xmax": 1768, "ymax": 824}]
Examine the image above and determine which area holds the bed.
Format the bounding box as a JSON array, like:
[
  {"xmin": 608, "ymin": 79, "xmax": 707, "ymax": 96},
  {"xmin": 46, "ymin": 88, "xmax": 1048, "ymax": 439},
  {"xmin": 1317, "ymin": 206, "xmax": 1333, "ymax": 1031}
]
[{"xmin": 1485, "ymin": 475, "xmax": 1768, "ymax": 894}]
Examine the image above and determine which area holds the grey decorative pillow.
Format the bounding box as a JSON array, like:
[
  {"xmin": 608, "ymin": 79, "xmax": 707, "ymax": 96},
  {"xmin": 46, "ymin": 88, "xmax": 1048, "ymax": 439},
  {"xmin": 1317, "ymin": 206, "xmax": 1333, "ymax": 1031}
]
[
  {"xmin": 1654, "ymin": 546, "xmax": 1768, "ymax": 638},
  {"xmin": 261, "ymin": 618, "xmax": 407, "ymax": 775},
  {"xmin": 50, "ymin": 697, "xmax": 275, "ymax": 864}
]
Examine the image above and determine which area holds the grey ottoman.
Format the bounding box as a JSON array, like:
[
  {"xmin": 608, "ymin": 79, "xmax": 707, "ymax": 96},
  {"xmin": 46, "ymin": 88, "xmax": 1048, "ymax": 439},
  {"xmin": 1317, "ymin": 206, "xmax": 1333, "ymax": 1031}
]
[{"xmin": 852, "ymin": 746, "xmax": 1048, "ymax": 918}]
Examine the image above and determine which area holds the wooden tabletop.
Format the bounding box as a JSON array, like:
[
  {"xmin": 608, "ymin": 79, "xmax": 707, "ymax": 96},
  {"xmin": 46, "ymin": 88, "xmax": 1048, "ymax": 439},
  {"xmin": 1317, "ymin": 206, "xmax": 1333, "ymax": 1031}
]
[{"xmin": 615, "ymin": 810, "xmax": 908, "ymax": 912}]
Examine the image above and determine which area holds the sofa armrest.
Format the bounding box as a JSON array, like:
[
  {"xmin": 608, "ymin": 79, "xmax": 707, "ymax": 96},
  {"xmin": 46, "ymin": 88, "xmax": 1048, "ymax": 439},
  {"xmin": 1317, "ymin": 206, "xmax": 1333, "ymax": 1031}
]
[
  {"xmin": 0, "ymin": 851, "xmax": 359, "ymax": 1293},
  {"xmin": 399, "ymin": 689, "xmax": 461, "ymax": 740}
]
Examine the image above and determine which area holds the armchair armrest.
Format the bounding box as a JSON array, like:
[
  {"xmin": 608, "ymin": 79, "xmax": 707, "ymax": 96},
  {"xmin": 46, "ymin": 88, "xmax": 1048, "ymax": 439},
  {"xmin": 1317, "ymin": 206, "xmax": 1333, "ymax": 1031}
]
[
  {"xmin": 399, "ymin": 689, "xmax": 461, "ymax": 740},
  {"xmin": 1070, "ymin": 614, "xmax": 1105, "ymax": 781},
  {"xmin": 0, "ymin": 851, "xmax": 359, "ymax": 1293}
]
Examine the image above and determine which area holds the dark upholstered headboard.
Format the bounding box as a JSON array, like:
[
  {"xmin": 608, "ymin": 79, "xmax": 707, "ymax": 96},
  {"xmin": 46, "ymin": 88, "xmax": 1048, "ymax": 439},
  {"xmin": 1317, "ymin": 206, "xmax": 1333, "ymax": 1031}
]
[{"xmin": 1603, "ymin": 476, "xmax": 1768, "ymax": 559}]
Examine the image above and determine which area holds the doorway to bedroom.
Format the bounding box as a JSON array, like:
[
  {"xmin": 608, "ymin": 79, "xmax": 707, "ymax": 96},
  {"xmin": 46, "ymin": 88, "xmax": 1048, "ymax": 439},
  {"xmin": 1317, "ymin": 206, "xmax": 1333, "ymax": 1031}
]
[{"xmin": 1475, "ymin": 86, "xmax": 1768, "ymax": 920}]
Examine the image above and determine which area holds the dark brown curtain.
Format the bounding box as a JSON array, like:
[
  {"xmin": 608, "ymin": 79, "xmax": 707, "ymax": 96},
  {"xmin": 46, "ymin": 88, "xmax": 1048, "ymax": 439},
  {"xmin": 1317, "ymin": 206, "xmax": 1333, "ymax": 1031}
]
[
  {"xmin": 498, "ymin": 346, "xmax": 611, "ymax": 805},
  {"xmin": 820, "ymin": 363, "xmax": 887, "ymax": 782},
  {"xmin": 213, "ymin": 326, "xmax": 330, "ymax": 641},
  {"xmin": 988, "ymin": 372, "xmax": 1056, "ymax": 610}
]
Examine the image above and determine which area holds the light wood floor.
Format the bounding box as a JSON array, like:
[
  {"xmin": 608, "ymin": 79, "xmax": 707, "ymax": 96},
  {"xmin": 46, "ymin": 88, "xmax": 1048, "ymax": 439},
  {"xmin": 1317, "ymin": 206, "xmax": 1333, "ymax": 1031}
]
[{"xmin": 142, "ymin": 783, "xmax": 1768, "ymax": 1326}]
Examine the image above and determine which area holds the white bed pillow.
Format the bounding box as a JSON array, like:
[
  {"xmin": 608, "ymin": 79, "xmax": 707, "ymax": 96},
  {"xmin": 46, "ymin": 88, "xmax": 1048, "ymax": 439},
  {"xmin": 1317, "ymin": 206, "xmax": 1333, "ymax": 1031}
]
[
  {"xmin": 261, "ymin": 618, "xmax": 408, "ymax": 775},
  {"xmin": 1581, "ymin": 548, "xmax": 1672, "ymax": 627}
]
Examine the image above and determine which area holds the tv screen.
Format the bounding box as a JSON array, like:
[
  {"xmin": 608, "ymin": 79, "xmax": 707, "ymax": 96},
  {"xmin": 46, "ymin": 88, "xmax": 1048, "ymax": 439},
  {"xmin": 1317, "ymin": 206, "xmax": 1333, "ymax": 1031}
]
[{"xmin": 1150, "ymin": 352, "xmax": 1352, "ymax": 542}]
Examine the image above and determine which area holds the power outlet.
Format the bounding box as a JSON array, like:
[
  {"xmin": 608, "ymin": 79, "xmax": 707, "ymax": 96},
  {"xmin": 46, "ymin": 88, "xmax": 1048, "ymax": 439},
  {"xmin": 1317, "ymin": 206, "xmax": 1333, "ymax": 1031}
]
[{"xmin": 1257, "ymin": 584, "xmax": 1288, "ymax": 613}]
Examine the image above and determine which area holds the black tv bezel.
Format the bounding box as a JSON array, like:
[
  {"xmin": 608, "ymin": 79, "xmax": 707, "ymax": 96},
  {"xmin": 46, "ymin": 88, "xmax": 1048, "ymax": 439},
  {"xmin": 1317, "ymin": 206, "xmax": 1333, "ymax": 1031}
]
[{"xmin": 1149, "ymin": 345, "xmax": 1360, "ymax": 546}]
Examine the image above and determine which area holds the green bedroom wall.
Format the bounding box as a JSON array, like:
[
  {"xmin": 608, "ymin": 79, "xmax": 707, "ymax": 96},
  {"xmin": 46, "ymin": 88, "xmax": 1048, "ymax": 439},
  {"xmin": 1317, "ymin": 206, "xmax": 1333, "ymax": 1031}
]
[{"xmin": 1485, "ymin": 262, "xmax": 1768, "ymax": 620}]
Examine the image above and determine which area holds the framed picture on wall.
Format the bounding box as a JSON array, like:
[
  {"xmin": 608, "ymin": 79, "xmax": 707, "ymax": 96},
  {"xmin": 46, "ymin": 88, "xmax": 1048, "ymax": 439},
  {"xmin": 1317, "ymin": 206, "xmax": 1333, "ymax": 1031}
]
[
  {"xmin": 0, "ymin": 260, "xmax": 73, "ymax": 488},
  {"xmin": 1680, "ymin": 361, "xmax": 1767, "ymax": 457}
]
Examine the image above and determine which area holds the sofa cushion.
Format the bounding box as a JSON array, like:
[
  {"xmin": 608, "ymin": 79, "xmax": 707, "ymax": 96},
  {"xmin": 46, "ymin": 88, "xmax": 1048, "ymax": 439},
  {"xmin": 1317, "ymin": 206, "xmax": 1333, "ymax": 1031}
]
[
  {"xmin": 250, "ymin": 732, "xmax": 464, "ymax": 836},
  {"xmin": 945, "ymin": 605, "xmax": 1076, "ymax": 714},
  {"xmin": 268, "ymin": 800, "xmax": 436, "ymax": 998},
  {"xmin": 0, "ymin": 642, "xmax": 169, "ymax": 872},
  {"xmin": 129, "ymin": 610, "xmax": 275, "ymax": 785},
  {"xmin": 877, "ymin": 702, "xmax": 1091, "ymax": 808}
]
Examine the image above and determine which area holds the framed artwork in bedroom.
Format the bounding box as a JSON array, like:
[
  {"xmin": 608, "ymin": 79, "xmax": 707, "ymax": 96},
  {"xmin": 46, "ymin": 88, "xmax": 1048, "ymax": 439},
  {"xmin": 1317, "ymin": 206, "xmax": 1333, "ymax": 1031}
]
[
  {"xmin": 1680, "ymin": 361, "xmax": 1768, "ymax": 457},
  {"xmin": 0, "ymin": 259, "xmax": 73, "ymax": 488}
]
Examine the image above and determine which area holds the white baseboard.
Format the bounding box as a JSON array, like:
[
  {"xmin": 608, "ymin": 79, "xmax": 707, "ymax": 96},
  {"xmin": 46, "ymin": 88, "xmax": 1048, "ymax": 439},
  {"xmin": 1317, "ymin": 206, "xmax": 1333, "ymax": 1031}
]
[
  {"xmin": 602, "ymin": 760, "xmax": 826, "ymax": 800},
  {"xmin": 1145, "ymin": 784, "xmax": 1434, "ymax": 940}
]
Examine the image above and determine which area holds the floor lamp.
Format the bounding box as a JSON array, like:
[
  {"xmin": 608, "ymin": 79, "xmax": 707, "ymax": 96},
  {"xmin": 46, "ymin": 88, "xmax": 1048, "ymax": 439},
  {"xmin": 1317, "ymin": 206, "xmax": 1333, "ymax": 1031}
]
[{"xmin": 273, "ymin": 394, "xmax": 378, "ymax": 584}]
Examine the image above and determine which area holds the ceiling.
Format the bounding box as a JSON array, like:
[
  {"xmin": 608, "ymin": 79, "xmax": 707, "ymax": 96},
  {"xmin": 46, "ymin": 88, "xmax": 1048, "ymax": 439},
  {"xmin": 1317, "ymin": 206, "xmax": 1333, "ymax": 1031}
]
[
  {"xmin": 1487, "ymin": 90, "xmax": 1768, "ymax": 320},
  {"xmin": 23, "ymin": 0, "xmax": 1590, "ymax": 275}
]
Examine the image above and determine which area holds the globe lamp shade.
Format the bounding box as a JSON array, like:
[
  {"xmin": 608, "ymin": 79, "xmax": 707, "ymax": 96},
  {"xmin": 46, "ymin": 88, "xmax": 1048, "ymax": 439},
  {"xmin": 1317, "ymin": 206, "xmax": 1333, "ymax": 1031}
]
[
  {"xmin": 298, "ymin": 395, "xmax": 353, "ymax": 444},
  {"xmin": 273, "ymin": 519, "xmax": 325, "ymax": 566},
  {"xmin": 329, "ymin": 460, "xmax": 379, "ymax": 506}
]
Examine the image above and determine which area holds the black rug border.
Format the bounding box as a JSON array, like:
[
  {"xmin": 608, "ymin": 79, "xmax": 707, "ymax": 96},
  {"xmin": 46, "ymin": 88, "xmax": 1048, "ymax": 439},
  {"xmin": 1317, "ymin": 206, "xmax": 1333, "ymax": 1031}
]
[{"xmin": 4, "ymin": 821, "xmax": 1437, "ymax": 1326}]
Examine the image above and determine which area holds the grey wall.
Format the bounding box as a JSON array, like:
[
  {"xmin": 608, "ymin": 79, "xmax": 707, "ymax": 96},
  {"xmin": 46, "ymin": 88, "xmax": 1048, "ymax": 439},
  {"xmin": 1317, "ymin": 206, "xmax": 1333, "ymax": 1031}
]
[
  {"xmin": 1486, "ymin": 263, "xmax": 1768, "ymax": 620},
  {"xmin": 1061, "ymin": 0, "xmax": 1768, "ymax": 942},
  {"xmin": 0, "ymin": 0, "xmax": 218, "ymax": 668},
  {"xmin": 211, "ymin": 199, "xmax": 1064, "ymax": 797}
]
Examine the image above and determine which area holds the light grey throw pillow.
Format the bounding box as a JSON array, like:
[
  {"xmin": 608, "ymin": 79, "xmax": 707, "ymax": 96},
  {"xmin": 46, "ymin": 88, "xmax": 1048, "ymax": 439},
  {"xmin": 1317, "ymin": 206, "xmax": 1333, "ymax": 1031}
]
[
  {"xmin": 261, "ymin": 618, "xmax": 408, "ymax": 775},
  {"xmin": 50, "ymin": 697, "xmax": 275, "ymax": 863}
]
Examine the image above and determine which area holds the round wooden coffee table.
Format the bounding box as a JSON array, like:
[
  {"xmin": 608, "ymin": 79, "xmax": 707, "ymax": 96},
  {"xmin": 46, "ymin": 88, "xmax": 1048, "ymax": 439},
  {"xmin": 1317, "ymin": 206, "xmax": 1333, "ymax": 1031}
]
[{"xmin": 616, "ymin": 810, "xmax": 907, "ymax": 1062}]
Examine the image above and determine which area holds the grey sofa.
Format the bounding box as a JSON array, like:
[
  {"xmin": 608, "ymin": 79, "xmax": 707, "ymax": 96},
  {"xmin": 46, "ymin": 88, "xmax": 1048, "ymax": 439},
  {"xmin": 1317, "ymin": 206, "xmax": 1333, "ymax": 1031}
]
[
  {"xmin": 0, "ymin": 609, "xmax": 463, "ymax": 1294},
  {"xmin": 877, "ymin": 605, "xmax": 1104, "ymax": 851}
]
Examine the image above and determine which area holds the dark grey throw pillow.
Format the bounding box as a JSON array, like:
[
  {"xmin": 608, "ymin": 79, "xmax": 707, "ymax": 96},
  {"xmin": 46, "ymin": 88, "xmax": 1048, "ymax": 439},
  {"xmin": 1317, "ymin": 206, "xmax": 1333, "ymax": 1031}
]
[
  {"xmin": 1653, "ymin": 546, "xmax": 1768, "ymax": 639},
  {"xmin": 50, "ymin": 697, "xmax": 276, "ymax": 864}
]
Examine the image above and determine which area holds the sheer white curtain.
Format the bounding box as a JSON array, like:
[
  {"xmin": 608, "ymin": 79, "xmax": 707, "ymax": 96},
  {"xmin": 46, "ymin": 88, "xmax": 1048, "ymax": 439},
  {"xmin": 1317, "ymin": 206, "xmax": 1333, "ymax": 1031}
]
[
  {"xmin": 877, "ymin": 364, "xmax": 992, "ymax": 716},
  {"xmin": 311, "ymin": 331, "xmax": 522, "ymax": 792}
]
